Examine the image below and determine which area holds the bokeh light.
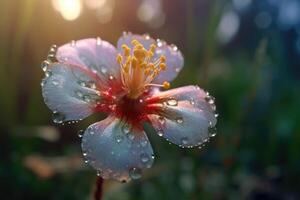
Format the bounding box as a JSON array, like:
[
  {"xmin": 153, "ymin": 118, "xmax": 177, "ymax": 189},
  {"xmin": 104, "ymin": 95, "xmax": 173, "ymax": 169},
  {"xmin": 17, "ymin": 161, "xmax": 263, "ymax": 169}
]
[{"xmin": 52, "ymin": 0, "xmax": 82, "ymax": 21}]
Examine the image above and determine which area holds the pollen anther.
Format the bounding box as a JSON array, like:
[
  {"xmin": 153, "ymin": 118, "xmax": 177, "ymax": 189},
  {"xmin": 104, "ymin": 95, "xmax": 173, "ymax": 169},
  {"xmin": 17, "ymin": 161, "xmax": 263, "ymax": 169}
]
[{"xmin": 118, "ymin": 39, "xmax": 169, "ymax": 99}]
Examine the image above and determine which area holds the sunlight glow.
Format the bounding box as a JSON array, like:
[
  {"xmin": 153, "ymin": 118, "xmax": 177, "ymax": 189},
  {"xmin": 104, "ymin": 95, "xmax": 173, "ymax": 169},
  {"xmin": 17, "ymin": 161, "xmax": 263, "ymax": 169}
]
[{"xmin": 52, "ymin": 0, "xmax": 82, "ymax": 21}]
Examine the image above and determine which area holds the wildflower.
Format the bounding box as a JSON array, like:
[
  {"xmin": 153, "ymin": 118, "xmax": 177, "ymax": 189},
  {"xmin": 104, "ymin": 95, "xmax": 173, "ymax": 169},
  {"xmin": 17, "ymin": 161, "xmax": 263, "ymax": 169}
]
[{"xmin": 41, "ymin": 32, "xmax": 218, "ymax": 182}]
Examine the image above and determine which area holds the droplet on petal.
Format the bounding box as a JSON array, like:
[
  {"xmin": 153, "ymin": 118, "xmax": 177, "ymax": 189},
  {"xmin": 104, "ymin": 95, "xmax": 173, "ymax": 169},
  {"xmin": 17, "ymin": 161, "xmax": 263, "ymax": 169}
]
[
  {"xmin": 166, "ymin": 98, "xmax": 178, "ymax": 106},
  {"xmin": 52, "ymin": 111, "xmax": 65, "ymax": 124},
  {"xmin": 129, "ymin": 167, "xmax": 142, "ymax": 179},
  {"xmin": 77, "ymin": 130, "xmax": 84, "ymax": 138},
  {"xmin": 41, "ymin": 60, "xmax": 50, "ymax": 71},
  {"xmin": 176, "ymin": 117, "xmax": 183, "ymax": 124}
]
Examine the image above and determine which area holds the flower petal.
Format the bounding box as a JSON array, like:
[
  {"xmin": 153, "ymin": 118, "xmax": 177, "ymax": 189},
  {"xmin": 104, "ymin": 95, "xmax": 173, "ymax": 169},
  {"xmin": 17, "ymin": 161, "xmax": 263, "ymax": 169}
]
[
  {"xmin": 152, "ymin": 41, "xmax": 184, "ymax": 84},
  {"xmin": 117, "ymin": 32, "xmax": 184, "ymax": 84},
  {"xmin": 81, "ymin": 116, "xmax": 154, "ymax": 182},
  {"xmin": 117, "ymin": 32, "xmax": 155, "ymax": 51},
  {"xmin": 42, "ymin": 63, "xmax": 102, "ymax": 122},
  {"xmin": 56, "ymin": 38, "xmax": 121, "ymax": 83},
  {"xmin": 147, "ymin": 86, "xmax": 217, "ymax": 148}
]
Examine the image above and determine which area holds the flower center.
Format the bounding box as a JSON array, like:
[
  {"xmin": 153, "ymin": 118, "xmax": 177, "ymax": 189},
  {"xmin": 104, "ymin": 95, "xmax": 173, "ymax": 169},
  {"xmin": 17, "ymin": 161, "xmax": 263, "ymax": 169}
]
[{"xmin": 116, "ymin": 39, "xmax": 170, "ymax": 99}]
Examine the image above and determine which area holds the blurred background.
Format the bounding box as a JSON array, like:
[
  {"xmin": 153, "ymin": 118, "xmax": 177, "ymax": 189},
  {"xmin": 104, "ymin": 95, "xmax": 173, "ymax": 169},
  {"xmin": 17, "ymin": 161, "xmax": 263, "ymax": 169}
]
[{"xmin": 1, "ymin": 0, "xmax": 300, "ymax": 199}]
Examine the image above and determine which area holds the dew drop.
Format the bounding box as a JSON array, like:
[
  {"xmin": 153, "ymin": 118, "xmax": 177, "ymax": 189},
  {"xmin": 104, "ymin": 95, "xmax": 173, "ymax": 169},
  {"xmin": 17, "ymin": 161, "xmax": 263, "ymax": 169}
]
[
  {"xmin": 70, "ymin": 40, "xmax": 76, "ymax": 47},
  {"xmin": 129, "ymin": 167, "xmax": 142, "ymax": 179},
  {"xmin": 45, "ymin": 70, "xmax": 52, "ymax": 78},
  {"xmin": 176, "ymin": 117, "xmax": 183, "ymax": 124},
  {"xmin": 175, "ymin": 67, "xmax": 181, "ymax": 72},
  {"xmin": 96, "ymin": 37, "xmax": 101, "ymax": 45},
  {"xmin": 208, "ymin": 125, "xmax": 217, "ymax": 137},
  {"xmin": 78, "ymin": 81, "xmax": 87, "ymax": 87},
  {"xmin": 144, "ymin": 33, "xmax": 150, "ymax": 40},
  {"xmin": 96, "ymin": 170, "xmax": 102, "ymax": 177},
  {"xmin": 41, "ymin": 60, "xmax": 50, "ymax": 71},
  {"xmin": 115, "ymin": 134, "xmax": 123, "ymax": 143},
  {"xmin": 140, "ymin": 153, "xmax": 150, "ymax": 163},
  {"xmin": 158, "ymin": 116, "xmax": 165, "ymax": 125},
  {"xmin": 181, "ymin": 137, "xmax": 188, "ymax": 145},
  {"xmin": 41, "ymin": 79, "xmax": 46, "ymax": 87},
  {"xmin": 189, "ymin": 98, "xmax": 195, "ymax": 105},
  {"xmin": 52, "ymin": 80, "xmax": 59, "ymax": 86},
  {"xmin": 157, "ymin": 130, "xmax": 164, "ymax": 137},
  {"xmin": 88, "ymin": 127, "xmax": 95, "ymax": 135},
  {"xmin": 214, "ymin": 113, "xmax": 219, "ymax": 118},
  {"xmin": 52, "ymin": 111, "xmax": 65, "ymax": 124},
  {"xmin": 82, "ymin": 95, "xmax": 91, "ymax": 103},
  {"xmin": 122, "ymin": 124, "xmax": 131, "ymax": 134},
  {"xmin": 170, "ymin": 44, "xmax": 178, "ymax": 51},
  {"xmin": 141, "ymin": 140, "xmax": 148, "ymax": 147},
  {"xmin": 109, "ymin": 75, "xmax": 114, "ymax": 80},
  {"xmin": 100, "ymin": 66, "xmax": 107, "ymax": 74},
  {"xmin": 75, "ymin": 90, "xmax": 83, "ymax": 98},
  {"xmin": 77, "ymin": 130, "xmax": 84, "ymax": 138},
  {"xmin": 166, "ymin": 99, "xmax": 178, "ymax": 106}
]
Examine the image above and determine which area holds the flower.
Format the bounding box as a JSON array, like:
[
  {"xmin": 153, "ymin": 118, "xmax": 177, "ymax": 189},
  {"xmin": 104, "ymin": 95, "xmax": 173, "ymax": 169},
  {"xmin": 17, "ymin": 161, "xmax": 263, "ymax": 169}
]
[{"xmin": 41, "ymin": 32, "xmax": 218, "ymax": 182}]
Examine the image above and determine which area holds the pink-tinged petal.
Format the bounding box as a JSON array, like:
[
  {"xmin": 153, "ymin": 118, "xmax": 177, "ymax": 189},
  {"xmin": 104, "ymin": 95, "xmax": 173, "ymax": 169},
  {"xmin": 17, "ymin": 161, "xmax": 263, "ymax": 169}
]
[
  {"xmin": 147, "ymin": 86, "xmax": 217, "ymax": 148},
  {"xmin": 152, "ymin": 41, "xmax": 184, "ymax": 84},
  {"xmin": 117, "ymin": 32, "xmax": 184, "ymax": 84},
  {"xmin": 56, "ymin": 38, "xmax": 121, "ymax": 83},
  {"xmin": 81, "ymin": 116, "xmax": 154, "ymax": 182},
  {"xmin": 42, "ymin": 63, "xmax": 103, "ymax": 122}
]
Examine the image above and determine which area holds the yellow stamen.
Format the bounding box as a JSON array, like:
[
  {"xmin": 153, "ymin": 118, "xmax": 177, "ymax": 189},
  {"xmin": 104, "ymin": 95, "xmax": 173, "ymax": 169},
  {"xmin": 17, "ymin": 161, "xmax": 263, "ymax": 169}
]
[
  {"xmin": 117, "ymin": 39, "xmax": 169, "ymax": 99},
  {"xmin": 163, "ymin": 81, "xmax": 170, "ymax": 89}
]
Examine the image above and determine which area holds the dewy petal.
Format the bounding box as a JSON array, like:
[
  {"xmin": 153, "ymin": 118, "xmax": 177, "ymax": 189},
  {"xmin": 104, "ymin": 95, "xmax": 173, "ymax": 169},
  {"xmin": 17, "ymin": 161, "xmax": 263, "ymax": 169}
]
[
  {"xmin": 81, "ymin": 116, "xmax": 154, "ymax": 182},
  {"xmin": 56, "ymin": 38, "xmax": 121, "ymax": 83},
  {"xmin": 42, "ymin": 63, "xmax": 103, "ymax": 122},
  {"xmin": 117, "ymin": 32, "xmax": 184, "ymax": 84},
  {"xmin": 147, "ymin": 86, "xmax": 217, "ymax": 148},
  {"xmin": 117, "ymin": 32, "xmax": 155, "ymax": 51},
  {"xmin": 152, "ymin": 41, "xmax": 184, "ymax": 84}
]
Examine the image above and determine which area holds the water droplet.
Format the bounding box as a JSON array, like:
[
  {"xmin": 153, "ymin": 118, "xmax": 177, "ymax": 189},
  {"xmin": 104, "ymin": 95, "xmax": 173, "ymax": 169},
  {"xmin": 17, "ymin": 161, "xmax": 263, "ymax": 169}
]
[
  {"xmin": 75, "ymin": 90, "xmax": 83, "ymax": 98},
  {"xmin": 140, "ymin": 153, "xmax": 149, "ymax": 163},
  {"xmin": 77, "ymin": 130, "xmax": 84, "ymax": 138},
  {"xmin": 151, "ymin": 154, "xmax": 155, "ymax": 159},
  {"xmin": 82, "ymin": 95, "xmax": 91, "ymax": 103},
  {"xmin": 141, "ymin": 140, "xmax": 148, "ymax": 147},
  {"xmin": 129, "ymin": 167, "xmax": 142, "ymax": 179},
  {"xmin": 166, "ymin": 99, "xmax": 178, "ymax": 106},
  {"xmin": 84, "ymin": 160, "xmax": 89, "ymax": 164},
  {"xmin": 144, "ymin": 34, "xmax": 150, "ymax": 40},
  {"xmin": 157, "ymin": 39, "xmax": 163, "ymax": 47},
  {"xmin": 115, "ymin": 134, "xmax": 123, "ymax": 143},
  {"xmin": 45, "ymin": 70, "xmax": 52, "ymax": 78},
  {"xmin": 189, "ymin": 98, "xmax": 195, "ymax": 105},
  {"xmin": 158, "ymin": 116, "xmax": 165, "ymax": 125},
  {"xmin": 41, "ymin": 79, "xmax": 46, "ymax": 87},
  {"xmin": 52, "ymin": 111, "xmax": 65, "ymax": 124},
  {"xmin": 208, "ymin": 125, "xmax": 217, "ymax": 137},
  {"xmin": 83, "ymin": 152, "xmax": 87, "ymax": 156},
  {"xmin": 175, "ymin": 67, "xmax": 181, "ymax": 72},
  {"xmin": 109, "ymin": 75, "xmax": 114, "ymax": 80},
  {"xmin": 100, "ymin": 66, "xmax": 107, "ymax": 74},
  {"xmin": 122, "ymin": 124, "xmax": 131, "ymax": 134},
  {"xmin": 96, "ymin": 170, "xmax": 102, "ymax": 176},
  {"xmin": 90, "ymin": 82, "xmax": 96, "ymax": 89},
  {"xmin": 157, "ymin": 130, "xmax": 164, "ymax": 137},
  {"xmin": 127, "ymin": 133, "xmax": 135, "ymax": 140},
  {"xmin": 170, "ymin": 44, "xmax": 178, "ymax": 51},
  {"xmin": 78, "ymin": 81, "xmax": 87, "ymax": 87},
  {"xmin": 70, "ymin": 40, "xmax": 76, "ymax": 47},
  {"xmin": 88, "ymin": 127, "xmax": 95, "ymax": 135},
  {"xmin": 176, "ymin": 117, "xmax": 183, "ymax": 124},
  {"xmin": 52, "ymin": 80, "xmax": 59, "ymax": 86},
  {"xmin": 96, "ymin": 37, "xmax": 101, "ymax": 45},
  {"xmin": 214, "ymin": 113, "xmax": 219, "ymax": 118},
  {"xmin": 181, "ymin": 137, "xmax": 188, "ymax": 145},
  {"xmin": 41, "ymin": 60, "xmax": 50, "ymax": 71}
]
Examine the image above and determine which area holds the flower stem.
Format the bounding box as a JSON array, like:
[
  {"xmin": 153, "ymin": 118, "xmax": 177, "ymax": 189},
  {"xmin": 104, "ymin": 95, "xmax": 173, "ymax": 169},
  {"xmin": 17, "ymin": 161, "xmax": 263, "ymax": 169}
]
[{"xmin": 94, "ymin": 177, "xmax": 104, "ymax": 200}]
